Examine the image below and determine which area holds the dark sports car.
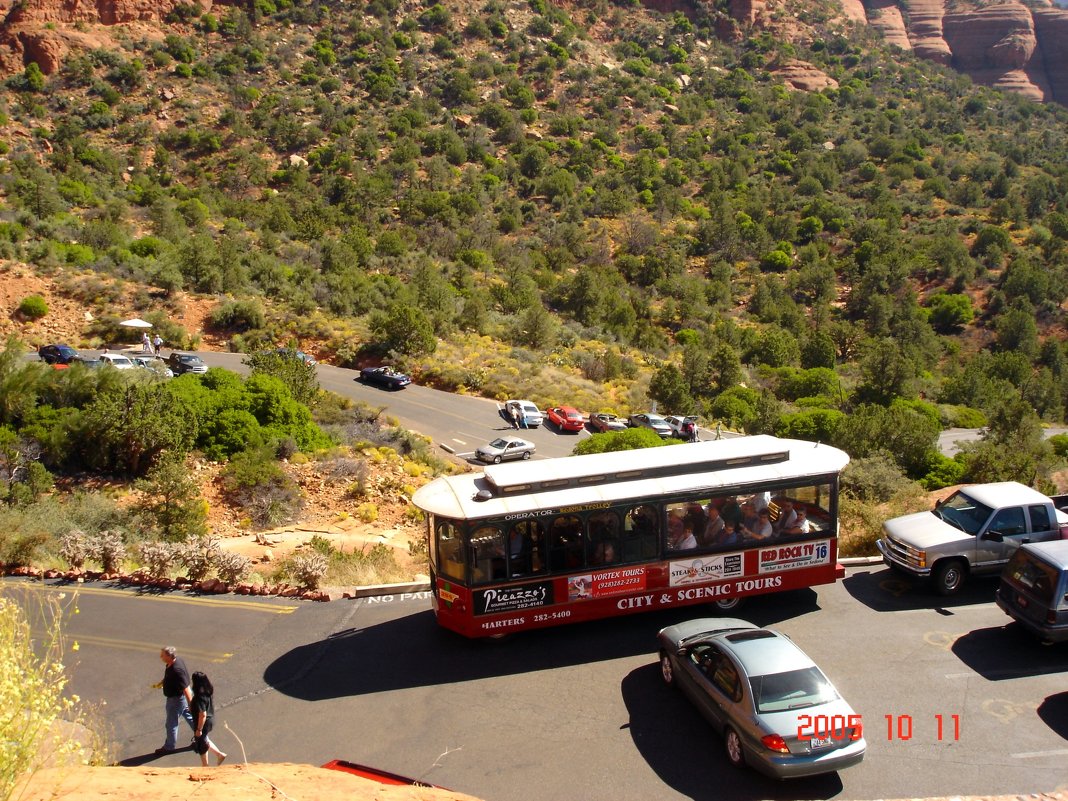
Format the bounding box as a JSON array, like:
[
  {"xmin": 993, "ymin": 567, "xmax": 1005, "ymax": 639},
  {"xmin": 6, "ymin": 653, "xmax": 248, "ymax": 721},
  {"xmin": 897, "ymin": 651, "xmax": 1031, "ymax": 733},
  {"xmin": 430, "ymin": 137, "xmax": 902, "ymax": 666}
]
[
  {"xmin": 38, "ymin": 344, "xmax": 80, "ymax": 365},
  {"xmin": 359, "ymin": 366, "xmax": 411, "ymax": 390}
]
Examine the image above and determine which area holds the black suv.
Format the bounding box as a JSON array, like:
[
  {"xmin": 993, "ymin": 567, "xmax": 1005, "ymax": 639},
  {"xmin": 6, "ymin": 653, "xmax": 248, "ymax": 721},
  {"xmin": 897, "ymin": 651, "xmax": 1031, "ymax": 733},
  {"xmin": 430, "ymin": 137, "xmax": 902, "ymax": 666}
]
[
  {"xmin": 38, "ymin": 344, "xmax": 80, "ymax": 365},
  {"xmin": 166, "ymin": 352, "xmax": 209, "ymax": 375}
]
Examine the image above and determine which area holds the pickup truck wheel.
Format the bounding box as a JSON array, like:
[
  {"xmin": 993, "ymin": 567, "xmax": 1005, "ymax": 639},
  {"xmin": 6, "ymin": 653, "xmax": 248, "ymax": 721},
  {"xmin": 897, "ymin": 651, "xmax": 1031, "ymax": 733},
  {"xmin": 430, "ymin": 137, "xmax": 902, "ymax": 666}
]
[{"xmin": 934, "ymin": 559, "xmax": 966, "ymax": 596}]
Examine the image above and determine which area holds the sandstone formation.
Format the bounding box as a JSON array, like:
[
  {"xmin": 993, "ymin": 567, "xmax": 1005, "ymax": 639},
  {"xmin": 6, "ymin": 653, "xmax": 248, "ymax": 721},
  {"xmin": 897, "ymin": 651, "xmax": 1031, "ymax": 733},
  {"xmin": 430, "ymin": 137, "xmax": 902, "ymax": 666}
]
[
  {"xmin": 0, "ymin": 0, "xmax": 229, "ymax": 74},
  {"xmin": 903, "ymin": 0, "xmax": 952, "ymax": 64},
  {"xmin": 836, "ymin": 0, "xmax": 869, "ymax": 25},
  {"xmin": 943, "ymin": 2, "xmax": 1050, "ymax": 101},
  {"xmin": 865, "ymin": 0, "xmax": 912, "ymax": 50},
  {"xmin": 772, "ymin": 59, "xmax": 839, "ymax": 91},
  {"xmin": 843, "ymin": 0, "xmax": 1068, "ymax": 104}
]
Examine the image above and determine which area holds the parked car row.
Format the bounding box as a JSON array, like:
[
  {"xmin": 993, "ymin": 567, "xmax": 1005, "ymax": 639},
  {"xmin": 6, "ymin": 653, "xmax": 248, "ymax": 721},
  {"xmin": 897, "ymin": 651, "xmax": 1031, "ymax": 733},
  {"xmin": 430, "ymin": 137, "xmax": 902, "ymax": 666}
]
[
  {"xmin": 504, "ymin": 402, "xmax": 701, "ymax": 440},
  {"xmin": 37, "ymin": 343, "xmax": 204, "ymax": 378}
]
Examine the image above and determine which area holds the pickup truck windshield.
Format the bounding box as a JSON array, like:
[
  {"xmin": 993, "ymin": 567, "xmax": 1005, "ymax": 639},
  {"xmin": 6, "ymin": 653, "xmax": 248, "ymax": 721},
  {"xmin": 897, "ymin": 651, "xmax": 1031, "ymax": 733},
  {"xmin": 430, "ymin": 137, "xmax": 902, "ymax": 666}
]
[{"xmin": 934, "ymin": 492, "xmax": 993, "ymax": 536}]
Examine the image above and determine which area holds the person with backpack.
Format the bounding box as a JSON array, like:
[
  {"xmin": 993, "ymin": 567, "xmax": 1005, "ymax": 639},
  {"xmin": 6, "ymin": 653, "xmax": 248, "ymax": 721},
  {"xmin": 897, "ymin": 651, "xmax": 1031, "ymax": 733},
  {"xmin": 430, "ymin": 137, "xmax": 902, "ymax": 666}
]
[{"xmin": 190, "ymin": 671, "xmax": 227, "ymax": 766}]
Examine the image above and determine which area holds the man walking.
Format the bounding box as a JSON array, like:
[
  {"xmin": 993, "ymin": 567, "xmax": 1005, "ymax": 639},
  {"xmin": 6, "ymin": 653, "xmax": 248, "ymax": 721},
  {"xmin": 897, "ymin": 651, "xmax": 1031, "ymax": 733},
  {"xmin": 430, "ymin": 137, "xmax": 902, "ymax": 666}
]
[{"xmin": 156, "ymin": 646, "xmax": 194, "ymax": 754}]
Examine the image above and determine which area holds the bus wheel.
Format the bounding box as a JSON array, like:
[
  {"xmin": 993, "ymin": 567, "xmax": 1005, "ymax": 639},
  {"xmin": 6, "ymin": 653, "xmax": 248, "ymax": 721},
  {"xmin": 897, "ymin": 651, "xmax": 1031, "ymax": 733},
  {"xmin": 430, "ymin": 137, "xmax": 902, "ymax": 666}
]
[
  {"xmin": 659, "ymin": 651, "xmax": 675, "ymax": 686},
  {"xmin": 715, "ymin": 596, "xmax": 744, "ymax": 612},
  {"xmin": 724, "ymin": 727, "xmax": 745, "ymax": 768},
  {"xmin": 934, "ymin": 559, "xmax": 966, "ymax": 596}
]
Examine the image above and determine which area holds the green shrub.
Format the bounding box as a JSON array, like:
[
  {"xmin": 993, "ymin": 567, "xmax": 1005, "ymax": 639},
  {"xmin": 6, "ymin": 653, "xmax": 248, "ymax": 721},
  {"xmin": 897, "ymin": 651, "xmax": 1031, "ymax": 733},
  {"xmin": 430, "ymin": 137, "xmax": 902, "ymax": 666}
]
[
  {"xmin": 18, "ymin": 295, "xmax": 48, "ymax": 320},
  {"xmin": 1049, "ymin": 433, "xmax": 1068, "ymax": 458},
  {"xmin": 841, "ymin": 452, "xmax": 917, "ymax": 503}
]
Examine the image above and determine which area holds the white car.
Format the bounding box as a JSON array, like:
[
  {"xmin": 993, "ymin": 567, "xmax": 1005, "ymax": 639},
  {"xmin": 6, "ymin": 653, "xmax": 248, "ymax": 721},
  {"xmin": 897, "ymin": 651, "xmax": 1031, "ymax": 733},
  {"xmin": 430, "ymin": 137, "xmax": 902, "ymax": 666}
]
[
  {"xmin": 131, "ymin": 356, "xmax": 174, "ymax": 377},
  {"xmin": 504, "ymin": 399, "xmax": 543, "ymax": 428},
  {"xmin": 665, "ymin": 415, "xmax": 699, "ymax": 439},
  {"xmin": 98, "ymin": 353, "xmax": 136, "ymax": 370}
]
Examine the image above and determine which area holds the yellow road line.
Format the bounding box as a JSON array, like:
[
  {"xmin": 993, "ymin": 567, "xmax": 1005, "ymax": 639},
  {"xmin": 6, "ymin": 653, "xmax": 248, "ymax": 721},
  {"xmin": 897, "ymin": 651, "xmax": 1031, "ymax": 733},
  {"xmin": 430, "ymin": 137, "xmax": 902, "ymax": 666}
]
[
  {"xmin": 1, "ymin": 582, "xmax": 299, "ymax": 614},
  {"xmin": 67, "ymin": 634, "xmax": 232, "ymax": 663}
]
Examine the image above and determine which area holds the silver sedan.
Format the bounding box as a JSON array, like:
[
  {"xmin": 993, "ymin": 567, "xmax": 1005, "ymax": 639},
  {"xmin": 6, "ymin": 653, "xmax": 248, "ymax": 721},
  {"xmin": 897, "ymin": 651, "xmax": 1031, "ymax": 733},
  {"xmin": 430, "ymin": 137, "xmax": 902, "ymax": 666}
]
[
  {"xmin": 657, "ymin": 618, "xmax": 866, "ymax": 779},
  {"xmin": 474, "ymin": 436, "xmax": 535, "ymax": 464}
]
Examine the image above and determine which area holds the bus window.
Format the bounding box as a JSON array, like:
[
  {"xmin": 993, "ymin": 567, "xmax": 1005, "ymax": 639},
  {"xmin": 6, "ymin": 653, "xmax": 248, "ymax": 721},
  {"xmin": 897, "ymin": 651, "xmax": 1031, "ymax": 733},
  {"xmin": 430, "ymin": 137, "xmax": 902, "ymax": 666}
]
[
  {"xmin": 471, "ymin": 525, "xmax": 505, "ymax": 582},
  {"xmin": 549, "ymin": 514, "xmax": 584, "ymax": 572},
  {"xmin": 510, "ymin": 520, "xmax": 547, "ymax": 578},
  {"xmin": 589, "ymin": 511, "xmax": 621, "ymax": 566},
  {"xmin": 623, "ymin": 505, "xmax": 659, "ymax": 561},
  {"xmin": 436, "ymin": 519, "xmax": 466, "ymax": 582}
]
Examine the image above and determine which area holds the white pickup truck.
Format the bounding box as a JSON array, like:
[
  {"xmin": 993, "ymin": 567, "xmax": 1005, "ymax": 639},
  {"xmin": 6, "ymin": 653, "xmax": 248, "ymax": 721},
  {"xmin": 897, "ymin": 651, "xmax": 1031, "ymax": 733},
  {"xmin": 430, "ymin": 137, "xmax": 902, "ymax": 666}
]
[{"xmin": 877, "ymin": 481, "xmax": 1068, "ymax": 595}]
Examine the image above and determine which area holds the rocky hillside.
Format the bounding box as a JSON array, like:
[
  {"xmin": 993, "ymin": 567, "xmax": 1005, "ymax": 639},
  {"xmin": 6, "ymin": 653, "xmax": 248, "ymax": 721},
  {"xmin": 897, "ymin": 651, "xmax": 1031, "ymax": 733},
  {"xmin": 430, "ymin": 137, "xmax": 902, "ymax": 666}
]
[{"xmin": 4, "ymin": 0, "xmax": 1068, "ymax": 103}]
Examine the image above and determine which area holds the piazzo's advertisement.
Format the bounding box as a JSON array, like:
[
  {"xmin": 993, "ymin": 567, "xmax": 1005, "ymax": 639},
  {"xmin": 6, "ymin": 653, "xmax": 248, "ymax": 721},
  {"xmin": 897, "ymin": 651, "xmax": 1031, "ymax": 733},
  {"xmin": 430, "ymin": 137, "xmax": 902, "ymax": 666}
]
[
  {"xmin": 474, "ymin": 581, "xmax": 554, "ymax": 615},
  {"xmin": 668, "ymin": 552, "xmax": 744, "ymax": 586},
  {"xmin": 757, "ymin": 539, "xmax": 831, "ymax": 574}
]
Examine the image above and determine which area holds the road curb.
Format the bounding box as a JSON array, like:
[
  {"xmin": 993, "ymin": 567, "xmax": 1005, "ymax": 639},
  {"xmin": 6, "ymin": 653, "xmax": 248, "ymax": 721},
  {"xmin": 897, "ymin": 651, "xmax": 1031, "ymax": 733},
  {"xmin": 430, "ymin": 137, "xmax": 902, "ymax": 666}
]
[
  {"xmin": 840, "ymin": 555, "xmax": 883, "ymax": 566},
  {"xmin": 349, "ymin": 580, "xmax": 431, "ymax": 598}
]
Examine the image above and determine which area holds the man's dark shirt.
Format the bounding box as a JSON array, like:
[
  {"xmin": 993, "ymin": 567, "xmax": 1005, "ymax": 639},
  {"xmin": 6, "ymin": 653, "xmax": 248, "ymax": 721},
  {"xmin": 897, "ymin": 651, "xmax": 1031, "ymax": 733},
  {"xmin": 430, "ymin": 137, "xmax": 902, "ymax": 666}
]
[{"xmin": 163, "ymin": 657, "xmax": 191, "ymax": 698}]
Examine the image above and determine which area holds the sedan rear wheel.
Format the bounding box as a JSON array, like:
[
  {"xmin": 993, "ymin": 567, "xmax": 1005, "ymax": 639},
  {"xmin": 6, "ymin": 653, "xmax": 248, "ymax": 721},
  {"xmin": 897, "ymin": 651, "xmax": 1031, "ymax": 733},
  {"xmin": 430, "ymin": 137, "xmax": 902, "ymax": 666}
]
[
  {"xmin": 659, "ymin": 651, "xmax": 674, "ymax": 686},
  {"xmin": 724, "ymin": 727, "xmax": 745, "ymax": 768}
]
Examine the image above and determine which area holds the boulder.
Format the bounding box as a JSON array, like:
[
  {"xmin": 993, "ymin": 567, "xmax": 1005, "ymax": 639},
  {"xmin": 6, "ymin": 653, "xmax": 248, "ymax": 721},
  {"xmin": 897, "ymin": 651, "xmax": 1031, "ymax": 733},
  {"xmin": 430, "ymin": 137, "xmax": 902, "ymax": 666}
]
[{"xmin": 772, "ymin": 60, "xmax": 839, "ymax": 92}]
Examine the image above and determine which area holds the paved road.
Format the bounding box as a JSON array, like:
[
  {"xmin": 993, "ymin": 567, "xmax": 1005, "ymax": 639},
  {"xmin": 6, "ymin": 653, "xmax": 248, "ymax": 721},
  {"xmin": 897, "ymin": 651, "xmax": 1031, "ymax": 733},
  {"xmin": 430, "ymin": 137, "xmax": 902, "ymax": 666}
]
[
  {"xmin": 939, "ymin": 426, "xmax": 1068, "ymax": 457},
  {"xmin": 5, "ymin": 566, "xmax": 1065, "ymax": 800},
  {"xmin": 74, "ymin": 350, "xmax": 1017, "ymax": 460}
]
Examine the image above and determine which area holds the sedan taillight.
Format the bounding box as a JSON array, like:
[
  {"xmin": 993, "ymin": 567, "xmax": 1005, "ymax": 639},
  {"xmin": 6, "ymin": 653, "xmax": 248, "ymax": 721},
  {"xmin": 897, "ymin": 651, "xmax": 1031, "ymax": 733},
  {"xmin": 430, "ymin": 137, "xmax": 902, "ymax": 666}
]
[{"xmin": 760, "ymin": 734, "xmax": 790, "ymax": 754}]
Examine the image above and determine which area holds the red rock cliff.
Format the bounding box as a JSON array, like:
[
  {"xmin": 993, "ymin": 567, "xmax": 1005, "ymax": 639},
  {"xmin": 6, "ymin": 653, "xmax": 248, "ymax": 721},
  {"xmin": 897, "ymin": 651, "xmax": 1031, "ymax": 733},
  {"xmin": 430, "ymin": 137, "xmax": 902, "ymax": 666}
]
[{"xmin": 847, "ymin": 0, "xmax": 1068, "ymax": 103}]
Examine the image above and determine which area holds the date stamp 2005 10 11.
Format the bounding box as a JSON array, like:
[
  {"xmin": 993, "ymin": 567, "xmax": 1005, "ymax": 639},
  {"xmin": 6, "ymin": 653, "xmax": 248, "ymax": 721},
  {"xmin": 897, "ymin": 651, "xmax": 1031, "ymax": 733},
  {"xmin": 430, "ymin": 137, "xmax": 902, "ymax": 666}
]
[{"xmin": 797, "ymin": 714, "xmax": 961, "ymax": 743}]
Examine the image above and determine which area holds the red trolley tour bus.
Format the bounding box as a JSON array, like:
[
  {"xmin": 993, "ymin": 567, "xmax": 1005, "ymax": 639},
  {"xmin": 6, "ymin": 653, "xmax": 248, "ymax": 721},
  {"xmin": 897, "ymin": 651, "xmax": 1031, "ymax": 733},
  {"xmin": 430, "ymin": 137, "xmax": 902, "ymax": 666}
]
[{"xmin": 412, "ymin": 435, "xmax": 850, "ymax": 638}]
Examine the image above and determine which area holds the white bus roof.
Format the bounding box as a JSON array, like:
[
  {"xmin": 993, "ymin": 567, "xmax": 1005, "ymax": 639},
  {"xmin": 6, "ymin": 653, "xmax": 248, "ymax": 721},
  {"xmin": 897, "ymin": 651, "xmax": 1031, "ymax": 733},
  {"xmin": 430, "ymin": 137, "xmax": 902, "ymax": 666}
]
[{"xmin": 412, "ymin": 436, "xmax": 850, "ymax": 521}]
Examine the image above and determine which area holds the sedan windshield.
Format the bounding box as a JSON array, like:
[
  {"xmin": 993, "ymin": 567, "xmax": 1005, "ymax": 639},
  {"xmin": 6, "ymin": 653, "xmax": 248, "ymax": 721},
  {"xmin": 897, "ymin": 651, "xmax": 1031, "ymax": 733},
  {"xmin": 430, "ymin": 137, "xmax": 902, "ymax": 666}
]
[
  {"xmin": 749, "ymin": 666, "xmax": 839, "ymax": 713},
  {"xmin": 487, "ymin": 439, "xmax": 508, "ymax": 449},
  {"xmin": 934, "ymin": 491, "xmax": 992, "ymax": 536}
]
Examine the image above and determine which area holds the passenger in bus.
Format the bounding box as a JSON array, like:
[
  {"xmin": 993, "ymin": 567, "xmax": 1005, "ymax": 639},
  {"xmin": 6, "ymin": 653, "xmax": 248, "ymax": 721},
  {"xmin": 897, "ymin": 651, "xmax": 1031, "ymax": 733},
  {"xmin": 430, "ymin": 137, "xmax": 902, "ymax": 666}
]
[
  {"xmin": 743, "ymin": 509, "xmax": 774, "ymax": 542},
  {"xmin": 753, "ymin": 490, "xmax": 772, "ymax": 513},
  {"xmin": 720, "ymin": 521, "xmax": 741, "ymax": 547},
  {"xmin": 667, "ymin": 514, "xmax": 697, "ymax": 550},
  {"xmin": 774, "ymin": 499, "xmax": 798, "ymax": 534},
  {"xmin": 740, "ymin": 501, "xmax": 760, "ymax": 534},
  {"xmin": 685, "ymin": 504, "xmax": 708, "ymax": 545},
  {"xmin": 507, "ymin": 529, "xmax": 529, "ymax": 574},
  {"xmin": 702, "ymin": 505, "xmax": 726, "ymax": 546},
  {"xmin": 720, "ymin": 496, "xmax": 742, "ymax": 528},
  {"xmin": 591, "ymin": 540, "xmax": 619, "ymax": 566},
  {"xmin": 782, "ymin": 507, "xmax": 811, "ymax": 536}
]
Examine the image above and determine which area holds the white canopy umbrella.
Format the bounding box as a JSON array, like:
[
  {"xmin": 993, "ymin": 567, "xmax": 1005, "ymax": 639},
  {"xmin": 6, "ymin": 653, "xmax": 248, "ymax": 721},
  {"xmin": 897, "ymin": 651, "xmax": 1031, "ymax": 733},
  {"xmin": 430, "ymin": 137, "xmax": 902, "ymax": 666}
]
[{"xmin": 119, "ymin": 318, "xmax": 153, "ymax": 329}]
